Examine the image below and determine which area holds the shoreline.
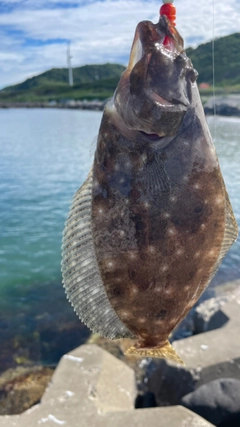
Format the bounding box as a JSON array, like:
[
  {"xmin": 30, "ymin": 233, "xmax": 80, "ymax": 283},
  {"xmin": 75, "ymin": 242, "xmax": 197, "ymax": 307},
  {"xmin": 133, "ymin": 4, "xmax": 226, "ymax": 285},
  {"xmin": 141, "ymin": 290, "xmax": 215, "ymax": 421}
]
[
  {"xmin": 0, "ymin": 101, "xmax": 105, "ymax": 111},
  {"xmin": 1, "ymin": 94, "xmax": 240, "ymax": 116}
]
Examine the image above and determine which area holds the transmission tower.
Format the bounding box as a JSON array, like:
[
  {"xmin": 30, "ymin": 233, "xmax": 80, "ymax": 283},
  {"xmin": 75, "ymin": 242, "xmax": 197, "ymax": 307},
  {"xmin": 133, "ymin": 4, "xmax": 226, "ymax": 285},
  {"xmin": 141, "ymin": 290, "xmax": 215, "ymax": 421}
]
[{"xmin": 67, "ymin": 42, "xmax": 73, "ymax": 86}]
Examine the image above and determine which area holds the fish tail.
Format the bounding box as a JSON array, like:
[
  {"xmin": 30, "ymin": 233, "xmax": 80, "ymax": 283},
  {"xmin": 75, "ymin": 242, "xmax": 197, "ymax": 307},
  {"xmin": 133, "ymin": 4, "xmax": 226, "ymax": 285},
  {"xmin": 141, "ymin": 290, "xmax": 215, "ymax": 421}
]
[{"xmin": 124, "ymin": 340, "xmax": 184, "ymax": 364}]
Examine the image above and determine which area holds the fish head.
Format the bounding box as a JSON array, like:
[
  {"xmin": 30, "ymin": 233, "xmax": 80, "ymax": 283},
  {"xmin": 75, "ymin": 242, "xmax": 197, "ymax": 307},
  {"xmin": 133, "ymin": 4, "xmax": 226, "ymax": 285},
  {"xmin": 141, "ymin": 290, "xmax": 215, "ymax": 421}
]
[{"xmin": 114, "ymin": 15, "xmax": 197, "ymax": 138}]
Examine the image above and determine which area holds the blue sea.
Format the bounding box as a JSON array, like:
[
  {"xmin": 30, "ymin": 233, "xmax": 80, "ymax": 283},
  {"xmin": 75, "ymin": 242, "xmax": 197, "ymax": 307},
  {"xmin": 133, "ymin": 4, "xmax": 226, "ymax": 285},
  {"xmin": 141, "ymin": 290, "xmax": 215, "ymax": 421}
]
[{"xmin": 0, "ymin": 109, "xmax": 240, "ymax": 372}]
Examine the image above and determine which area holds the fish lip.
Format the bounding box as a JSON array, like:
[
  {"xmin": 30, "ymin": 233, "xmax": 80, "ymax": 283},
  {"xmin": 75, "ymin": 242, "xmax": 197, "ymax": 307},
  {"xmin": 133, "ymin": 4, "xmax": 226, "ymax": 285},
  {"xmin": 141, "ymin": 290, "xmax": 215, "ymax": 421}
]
[
  {"xmin": 150, "ymin": 90, "xmax": 174, "ymax": 107},
  {"xmin": 150, "ymin": 90, "xmax": 189, "ymax": 109},
  {"xmin": 127, "ymin": 16, "xmax": 182, "ymax": 75},
  {"xmin": 113, "ymin": 17, "xmax": 190, "ymax": 137},
  {"xmin": 139, "ymin": 131, "xmax": 164, "ymax": 141},
  {"xmin": 138, "ymin": 131, "xmax": 175, "ymax": 149},
  {"xmin": 128, "ymin": 36, "xmax": 143, "ymax": 72},
  {"xmin": 107, "ymin": 101, "xmax": 175, "ymax": 147},
  {"xmin": 158, "ymin": 14, "xmax": 184, "ymax": 51}
]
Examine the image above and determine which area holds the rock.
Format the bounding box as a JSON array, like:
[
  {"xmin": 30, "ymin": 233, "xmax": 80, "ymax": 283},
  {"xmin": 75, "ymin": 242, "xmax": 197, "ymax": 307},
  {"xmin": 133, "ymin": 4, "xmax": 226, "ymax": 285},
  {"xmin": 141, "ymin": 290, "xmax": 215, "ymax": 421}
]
[
  {"xmin": 135, "ymin": 391, "xmax": 156, "ymax": 408},
  {"xmin": 193, "ymin": 282, "xmax": 240, "ymax": 334},
  {"xmin": 174, "ymin": 280, "xmax": 240, "ymax": 339},
  {"xmin": 0, "ymin": 367, "xmax": 53, "ymax": 415},
  {"xmin": 0, "ymin": 344, "xmax": 215, "ymax": 427},
  {"xmin": 193, "ymin": 297, "xmax": 229, "ymax": 333},
  {"xmin": 87, "ymin": 334, "xmax": 153, "ymax": 394},
  {"xmin": 219, "ymin": 417, "xmax": 240, "ymax": 427},
  {"xmin": 204, "ymin": 95, "xmax": 240, "ymax": 116},
  {"xmin": 147, "ymin": 359, "xmax": 196, "ymax": 406},
  {"xmin": 147, "ymin": 301, "xmax": 240, "ymax": 406},
  {"xmin": 41, "ymin": 343, "xmax": 137, "ymax": 414},
  {"xmin": 181, "ymin": 378, "xmax": 240, "ymax": 426}
]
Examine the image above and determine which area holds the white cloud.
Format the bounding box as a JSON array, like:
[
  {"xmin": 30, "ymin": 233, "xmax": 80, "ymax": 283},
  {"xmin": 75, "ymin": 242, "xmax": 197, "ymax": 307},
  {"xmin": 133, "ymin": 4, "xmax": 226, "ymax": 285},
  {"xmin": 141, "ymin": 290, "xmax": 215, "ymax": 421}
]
[{"xmin": 0, "ymin": 0, "xmax": 240, "ymax": 89}]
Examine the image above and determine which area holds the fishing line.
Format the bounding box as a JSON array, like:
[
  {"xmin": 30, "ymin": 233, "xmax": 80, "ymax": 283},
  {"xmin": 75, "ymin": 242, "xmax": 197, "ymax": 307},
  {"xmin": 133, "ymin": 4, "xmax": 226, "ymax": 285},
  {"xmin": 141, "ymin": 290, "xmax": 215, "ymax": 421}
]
[{"xmin": 212, "ymin": 0, "xmax": 217, "ymax": 141}]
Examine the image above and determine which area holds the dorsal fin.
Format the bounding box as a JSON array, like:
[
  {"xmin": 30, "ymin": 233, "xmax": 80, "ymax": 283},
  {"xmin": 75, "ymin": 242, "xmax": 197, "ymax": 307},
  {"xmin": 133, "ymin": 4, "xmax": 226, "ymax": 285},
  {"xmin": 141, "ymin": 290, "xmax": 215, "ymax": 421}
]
[
  {"xmin": 204, "ymin": 189, "xmax": 238, "ymax": 282},
  {"xmin": 221, "ymin": 190, "xmax": 238, "ymax": 253},
  {"xmin": 61, "ymin": 169, "xmax": 135, "ymax": 340}
]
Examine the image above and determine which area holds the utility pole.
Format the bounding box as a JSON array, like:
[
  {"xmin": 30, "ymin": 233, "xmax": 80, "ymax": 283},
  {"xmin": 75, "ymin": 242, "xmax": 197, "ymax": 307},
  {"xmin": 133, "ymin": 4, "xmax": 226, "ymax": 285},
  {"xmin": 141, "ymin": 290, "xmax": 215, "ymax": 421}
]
[{"xmin": 67, "ymin": 42, "xmax": 73, "ymax": 86}]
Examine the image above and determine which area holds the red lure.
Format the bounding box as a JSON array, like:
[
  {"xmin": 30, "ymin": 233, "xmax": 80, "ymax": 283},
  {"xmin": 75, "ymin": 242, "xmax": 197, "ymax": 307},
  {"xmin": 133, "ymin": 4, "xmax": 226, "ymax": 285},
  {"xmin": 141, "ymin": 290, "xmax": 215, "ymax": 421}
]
[{"xmin": 160, "ymin": 1, "xmax": 176, "ymax": 46}]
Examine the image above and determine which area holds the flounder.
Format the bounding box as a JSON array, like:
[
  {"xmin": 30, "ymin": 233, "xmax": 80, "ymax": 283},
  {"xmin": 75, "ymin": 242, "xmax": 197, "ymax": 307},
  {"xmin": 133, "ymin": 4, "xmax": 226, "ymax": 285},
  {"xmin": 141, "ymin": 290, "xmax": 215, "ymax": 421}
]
[{"xmin": 61, "ymin": 15, "xmax": 238, "ymax": 363}]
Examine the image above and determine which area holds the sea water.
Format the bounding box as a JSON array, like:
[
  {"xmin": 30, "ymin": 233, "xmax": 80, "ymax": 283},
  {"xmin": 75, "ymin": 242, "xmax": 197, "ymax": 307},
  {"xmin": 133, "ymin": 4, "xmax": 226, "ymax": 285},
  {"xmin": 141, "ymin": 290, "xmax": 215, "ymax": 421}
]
[{"xmin": 0, "ymin": 109, "xmax": 239, "ymax": 370}]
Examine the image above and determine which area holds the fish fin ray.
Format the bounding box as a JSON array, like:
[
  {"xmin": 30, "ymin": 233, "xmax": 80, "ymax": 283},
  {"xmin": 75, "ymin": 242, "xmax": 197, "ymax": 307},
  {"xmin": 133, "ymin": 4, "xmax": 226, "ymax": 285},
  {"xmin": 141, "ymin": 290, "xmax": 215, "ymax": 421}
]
[
  {"xmin": 62, "ymin": 169, "xmax": 135, "ymax": 340},
  {"xmin": 212, "ymin": 191, "xmax": 238, "ymax": 275},
  {"xmin": 222, "ymin": 190, "xmax": 238, "ymax": 250},
  {"xmin": 89, "ymin": 135, "xmax": 98, "ymax": 157},
  {"xmin": 140, "ymin": 154, "xmax": 170, "ymax": 195},
  {"xmin": 124, "ymin": 340, "xmax": 184, "ymax": 364},
  {"xmin": 202, "ymin": 190, "xmax": 238, "ymax": 285}
]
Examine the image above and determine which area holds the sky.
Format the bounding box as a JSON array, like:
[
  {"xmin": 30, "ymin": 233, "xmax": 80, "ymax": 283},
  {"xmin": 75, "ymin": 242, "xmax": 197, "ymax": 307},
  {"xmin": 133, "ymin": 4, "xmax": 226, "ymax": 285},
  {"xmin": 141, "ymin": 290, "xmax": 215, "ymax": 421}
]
[{"xmin": 0, "ymin": 0, "xmax": 240, "ymax": 89}]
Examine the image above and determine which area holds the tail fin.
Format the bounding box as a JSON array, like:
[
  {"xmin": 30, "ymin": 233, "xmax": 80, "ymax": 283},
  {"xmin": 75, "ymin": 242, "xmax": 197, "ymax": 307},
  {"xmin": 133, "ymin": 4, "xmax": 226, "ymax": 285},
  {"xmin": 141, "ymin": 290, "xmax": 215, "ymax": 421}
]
[{"xmin": 124, "ymin": 340, "xmax": 184, "ymax": 364}]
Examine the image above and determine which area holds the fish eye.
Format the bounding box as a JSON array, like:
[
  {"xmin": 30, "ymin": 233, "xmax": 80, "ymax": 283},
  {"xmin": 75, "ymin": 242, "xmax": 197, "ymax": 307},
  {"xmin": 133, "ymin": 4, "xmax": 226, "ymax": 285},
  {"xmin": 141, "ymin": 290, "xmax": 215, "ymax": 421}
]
[
  {"xmin": 186, "ymin": 67, "xmax": 198, "ymax": 83},
  {"xmin": 193, "ymin": 68, "xmax": 198, "ymax": 79}
]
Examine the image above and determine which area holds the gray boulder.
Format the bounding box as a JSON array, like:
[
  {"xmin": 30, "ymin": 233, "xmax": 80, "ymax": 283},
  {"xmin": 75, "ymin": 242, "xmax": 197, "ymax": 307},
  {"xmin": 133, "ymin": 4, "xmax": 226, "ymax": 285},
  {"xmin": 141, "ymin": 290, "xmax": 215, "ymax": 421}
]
[
  {"xmin": 193, "ymin": 297, "xmax": 229, "ymax": 334},
  {"xmin": 204, "ymin": 95, "xmax": 240, "ymax": 116},
  {"xmin": 193, "ymin": 282, "xmax": 240, "ymax": 334},
  {"xmin": 181, "ymin": 378, "xmax": 240, "ymax": 426}
]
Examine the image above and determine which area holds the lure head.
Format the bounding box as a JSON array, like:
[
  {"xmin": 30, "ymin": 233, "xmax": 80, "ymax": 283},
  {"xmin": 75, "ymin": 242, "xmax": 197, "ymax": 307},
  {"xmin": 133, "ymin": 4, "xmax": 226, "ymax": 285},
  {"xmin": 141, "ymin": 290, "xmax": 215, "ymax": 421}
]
[{"xmin": 114, "ymin": 15, "xmax": 197, "ymax": 138}]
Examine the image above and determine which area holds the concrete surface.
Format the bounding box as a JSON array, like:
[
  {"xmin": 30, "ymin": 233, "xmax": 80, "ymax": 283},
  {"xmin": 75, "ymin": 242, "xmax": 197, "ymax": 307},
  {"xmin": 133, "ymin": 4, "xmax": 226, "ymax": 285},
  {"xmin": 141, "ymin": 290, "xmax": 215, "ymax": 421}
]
[
  {"xmin": 0, "ymin": 344, "xmax": 215, "ymax": 427},
  {"xmin": 0, "ymin": 404, "xmax": 215, "ymax": 427},
  {"xmin": 148, "ymin": 301, "xmax": 240, "ymax": 406}
]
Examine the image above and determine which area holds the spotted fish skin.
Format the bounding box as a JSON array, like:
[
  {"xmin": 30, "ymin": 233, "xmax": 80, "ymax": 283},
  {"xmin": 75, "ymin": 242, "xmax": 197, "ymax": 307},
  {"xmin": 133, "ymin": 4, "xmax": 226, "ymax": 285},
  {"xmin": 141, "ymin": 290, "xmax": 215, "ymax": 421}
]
[
  {"xmin": 62, "ymin": 15, "xmax": 238, "ymax": 360},
  {"xmin": 92, "ymin": 105, "xmax": 228, "ymax": 349}
]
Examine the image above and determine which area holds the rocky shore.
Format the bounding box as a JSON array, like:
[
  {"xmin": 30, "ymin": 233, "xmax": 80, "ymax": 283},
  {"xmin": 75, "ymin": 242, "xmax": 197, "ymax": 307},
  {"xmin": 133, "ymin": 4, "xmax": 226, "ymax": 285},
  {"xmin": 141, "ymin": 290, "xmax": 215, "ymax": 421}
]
[
  {"xmin": 0, "ymin": 280, "xmax": 240, "ymax": 426},
  {"xmin": 1, "ymin": 95, "xmax": 240, "ymax": 116},
  {"xmin": 0, "ymin": 100, "xmax": 105, "ymax": 110},
  {"xmin": 204, "ymin": 95, "xmax": 240, "ymax": 116}
]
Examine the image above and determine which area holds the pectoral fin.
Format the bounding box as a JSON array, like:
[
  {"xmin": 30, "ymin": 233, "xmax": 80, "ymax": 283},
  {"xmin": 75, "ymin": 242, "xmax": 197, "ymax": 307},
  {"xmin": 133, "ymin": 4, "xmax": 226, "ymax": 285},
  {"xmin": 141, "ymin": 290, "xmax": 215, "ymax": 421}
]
[{"xmin": 139, "ymin": 153, "xmax": 170, "ymax": 195}]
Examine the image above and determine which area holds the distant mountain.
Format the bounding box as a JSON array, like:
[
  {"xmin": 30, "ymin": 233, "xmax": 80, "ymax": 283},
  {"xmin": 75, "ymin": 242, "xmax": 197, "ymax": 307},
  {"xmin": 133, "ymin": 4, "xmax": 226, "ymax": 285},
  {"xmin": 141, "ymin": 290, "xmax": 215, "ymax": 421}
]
[
  {"xmin": 6, "ymin": 63, "xmax": 126, "ymax": 90},
  {"xmin": 0, "ymin": 33, "xmax": 240, "ymax": 103},
  {"xmin": 186, "ymin": 33, "xmax": 240, "ymax": 86},
  {"xmin": 0, "ymin": 63, "xmax": 126, "ymax": 102}
]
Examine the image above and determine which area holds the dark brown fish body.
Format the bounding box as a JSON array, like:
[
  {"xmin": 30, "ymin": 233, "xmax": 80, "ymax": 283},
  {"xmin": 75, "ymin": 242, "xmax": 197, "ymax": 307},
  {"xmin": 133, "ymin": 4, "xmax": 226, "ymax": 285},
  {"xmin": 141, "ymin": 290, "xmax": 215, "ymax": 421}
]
[{"xmin": 62, "ymin": 16, "xmax": 238, "ymax": 361}]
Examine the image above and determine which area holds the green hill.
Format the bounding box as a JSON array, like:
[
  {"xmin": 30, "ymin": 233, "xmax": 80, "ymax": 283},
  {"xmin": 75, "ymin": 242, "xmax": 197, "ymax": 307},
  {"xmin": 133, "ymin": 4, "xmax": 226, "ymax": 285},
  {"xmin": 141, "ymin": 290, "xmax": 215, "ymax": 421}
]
[
  {"xmin": 0, "ymin": 33, "xmax": 240, "ymax": 103},
  {"xmin": 186, "ymin": 33, "xmax": 240, "ymax": 86},
  {"xmin": 0, "ymin": 63, "xmax": 126, "ymax": 102}
]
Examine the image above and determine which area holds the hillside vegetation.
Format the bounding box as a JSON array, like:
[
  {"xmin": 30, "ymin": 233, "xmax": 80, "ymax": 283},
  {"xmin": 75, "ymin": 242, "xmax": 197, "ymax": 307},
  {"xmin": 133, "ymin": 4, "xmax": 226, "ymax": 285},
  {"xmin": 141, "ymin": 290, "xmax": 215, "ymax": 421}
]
[
  {"xmin": 0, "ymin": 63, "xmax": 125, "ymax": 102},
  {"xmin": 0, "ymin": 33, "xmax": 240, "ymax": 103},
  {"xmin": 186, "ymin": 33, "xmax": 240, "ymax": 86}
]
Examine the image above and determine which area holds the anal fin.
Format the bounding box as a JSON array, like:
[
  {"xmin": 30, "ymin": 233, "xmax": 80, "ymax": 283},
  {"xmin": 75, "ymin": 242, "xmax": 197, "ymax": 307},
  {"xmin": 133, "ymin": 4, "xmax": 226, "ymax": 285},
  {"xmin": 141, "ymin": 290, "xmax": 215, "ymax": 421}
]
[{"xmin": 124, "ymin": 340, "xmax": 184, "ymax": 364}]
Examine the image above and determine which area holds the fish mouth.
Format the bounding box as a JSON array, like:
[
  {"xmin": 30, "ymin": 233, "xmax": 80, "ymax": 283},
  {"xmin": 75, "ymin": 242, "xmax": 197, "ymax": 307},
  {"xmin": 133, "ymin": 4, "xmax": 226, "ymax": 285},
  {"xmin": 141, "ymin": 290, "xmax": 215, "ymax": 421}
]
[
  {"xmin": 139, "ymin": 131, "xmax": 164, "ymax": 141},
  {"xmin": 150, "ymin": 90, "xmax": 175, "ymax": 107},
  {"xmin": 109, "ymin": 100, "xmax": 175, "ymax": 148},
  {"xmin": 127, "ymin": 15, "xmax": 184, "ymax": 74},
  {"xmin": 113, "ymin": 15, "xmax": 191, "ymax": 138}
]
